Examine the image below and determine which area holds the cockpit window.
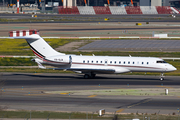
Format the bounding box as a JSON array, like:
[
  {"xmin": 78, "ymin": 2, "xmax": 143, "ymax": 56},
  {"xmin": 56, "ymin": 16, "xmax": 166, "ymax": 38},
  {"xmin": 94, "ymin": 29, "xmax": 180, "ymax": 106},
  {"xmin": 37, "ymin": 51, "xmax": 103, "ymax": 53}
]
[{"xmin": 156, "ymin": 61, "xmax": 167, "ymax": 63}]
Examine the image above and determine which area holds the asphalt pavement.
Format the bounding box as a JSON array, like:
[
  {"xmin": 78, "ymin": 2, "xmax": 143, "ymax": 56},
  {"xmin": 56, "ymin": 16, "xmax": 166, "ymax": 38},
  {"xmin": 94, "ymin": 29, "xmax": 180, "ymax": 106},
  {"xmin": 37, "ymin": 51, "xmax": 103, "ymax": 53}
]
[
  {"xmin": 0, "ymin": 73, "xmax": 180, "ymax": 114},
  {"xmin": 1, "ymin": 13, "xmax": 180, "ymax": 22}
]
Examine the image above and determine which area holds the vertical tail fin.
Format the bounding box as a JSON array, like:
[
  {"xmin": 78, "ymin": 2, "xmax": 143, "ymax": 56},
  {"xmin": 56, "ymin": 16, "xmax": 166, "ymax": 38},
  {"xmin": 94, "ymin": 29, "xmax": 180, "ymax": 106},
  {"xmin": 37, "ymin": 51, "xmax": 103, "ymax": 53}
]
[{"xmin": 9, "ymin": 29, "xmax": 65, "ymax": 59}]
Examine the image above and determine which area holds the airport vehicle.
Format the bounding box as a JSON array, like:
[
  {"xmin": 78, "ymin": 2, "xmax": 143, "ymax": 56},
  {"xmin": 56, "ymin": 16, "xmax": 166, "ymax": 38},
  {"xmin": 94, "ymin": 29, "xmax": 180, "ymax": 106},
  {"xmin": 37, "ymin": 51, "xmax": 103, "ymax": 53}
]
[{"xmin": 9, "ymin": 30, "xmax": 177, "ymax": 80}]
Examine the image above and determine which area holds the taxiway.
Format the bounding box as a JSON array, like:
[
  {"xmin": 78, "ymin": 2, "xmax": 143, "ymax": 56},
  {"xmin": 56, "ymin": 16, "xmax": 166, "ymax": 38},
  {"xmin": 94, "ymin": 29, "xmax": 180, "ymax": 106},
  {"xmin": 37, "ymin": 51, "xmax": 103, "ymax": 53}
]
[{"xmin": 0, "ymin": 73, "xmax": 180, "ymax": 114}]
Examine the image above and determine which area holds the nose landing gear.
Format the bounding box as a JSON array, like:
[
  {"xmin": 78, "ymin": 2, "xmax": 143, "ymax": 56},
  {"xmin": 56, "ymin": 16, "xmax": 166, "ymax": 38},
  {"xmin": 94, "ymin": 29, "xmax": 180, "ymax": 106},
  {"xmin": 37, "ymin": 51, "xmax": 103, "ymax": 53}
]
[{"xmin": 160, "ymin": 73, "xmax": 164, "ymax": 81}]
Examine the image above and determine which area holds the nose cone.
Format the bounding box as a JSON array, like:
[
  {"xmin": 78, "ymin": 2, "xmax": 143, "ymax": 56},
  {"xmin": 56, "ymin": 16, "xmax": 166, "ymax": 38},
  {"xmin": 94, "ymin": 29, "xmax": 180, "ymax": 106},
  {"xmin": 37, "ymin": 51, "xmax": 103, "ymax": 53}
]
[
  {"xmin": 168, "ymin": 66, "xmax": 177, "ymax": 72},
  {"xmin": 172, "ymin": 67, "xmax": 177, "ymax": 71}
]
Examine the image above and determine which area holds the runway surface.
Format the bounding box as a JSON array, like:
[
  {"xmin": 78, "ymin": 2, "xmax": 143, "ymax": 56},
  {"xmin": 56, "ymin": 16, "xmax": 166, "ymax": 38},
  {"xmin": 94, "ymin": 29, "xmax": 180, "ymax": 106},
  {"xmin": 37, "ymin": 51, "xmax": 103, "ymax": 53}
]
[
  {"xmin": 1, "ymin": 22, "xmax": 180, "ymax": 37},
  {"xmin": 0, "ymin": 73, "xmax": 180, "ymax": 114},
  {"xmin": 1, "ymin": 14, "xmax": 180, "ymax": 22}
]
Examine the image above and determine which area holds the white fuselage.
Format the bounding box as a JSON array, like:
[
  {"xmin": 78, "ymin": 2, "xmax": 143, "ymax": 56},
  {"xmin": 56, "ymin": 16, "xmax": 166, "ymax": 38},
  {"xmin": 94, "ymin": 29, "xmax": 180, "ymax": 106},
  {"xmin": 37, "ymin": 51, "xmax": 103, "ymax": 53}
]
[{"xmin": 42, "ymin": 55, "xmax": 177, "ymax": 74}]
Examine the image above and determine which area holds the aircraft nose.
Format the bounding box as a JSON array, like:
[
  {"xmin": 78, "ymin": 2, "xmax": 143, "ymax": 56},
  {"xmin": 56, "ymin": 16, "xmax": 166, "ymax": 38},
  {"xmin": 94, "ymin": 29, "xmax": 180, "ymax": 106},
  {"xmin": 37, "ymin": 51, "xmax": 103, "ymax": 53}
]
[
  {"xmin": 168, "ymin": 66, "xmax": 177, "ymax": 71},
  {"xmin": 172, "ymin": 67, "xmax": 177, "ymax": 71}
]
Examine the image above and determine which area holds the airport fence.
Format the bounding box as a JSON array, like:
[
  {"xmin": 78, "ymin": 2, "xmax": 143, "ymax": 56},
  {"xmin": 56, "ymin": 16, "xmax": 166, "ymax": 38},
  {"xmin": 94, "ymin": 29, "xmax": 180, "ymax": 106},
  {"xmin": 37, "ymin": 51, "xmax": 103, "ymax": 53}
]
[
  {"xmin": 0, "ymin": 6, "xmax": 179, "ymax": 14},
  {"xmin": 156, "ymin": 6, "xmax": 173, "ymax": 14},
  {"xmin": 58, "ymin": 6, "xmax": 80, "ymax": 14},
  {"xmin": 58, "ymin": 6, "xmax": 180, "ymax": 15},
  {"xmin": 126, "ymin": 6, "xmax": 142, "ymax": 14}
]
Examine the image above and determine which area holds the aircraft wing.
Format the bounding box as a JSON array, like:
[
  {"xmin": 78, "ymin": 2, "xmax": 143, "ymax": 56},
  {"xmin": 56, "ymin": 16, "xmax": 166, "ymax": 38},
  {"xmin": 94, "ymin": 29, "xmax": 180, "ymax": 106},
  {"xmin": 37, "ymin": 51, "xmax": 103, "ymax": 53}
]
[{"xmin": 51, "ymin": 68, "xmax": 116, "ymax": 74}]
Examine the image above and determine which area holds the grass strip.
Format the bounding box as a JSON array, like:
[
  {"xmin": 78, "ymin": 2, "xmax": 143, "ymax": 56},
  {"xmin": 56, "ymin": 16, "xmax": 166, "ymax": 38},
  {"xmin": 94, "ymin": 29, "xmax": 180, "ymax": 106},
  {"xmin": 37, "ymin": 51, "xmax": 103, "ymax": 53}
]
[
  {"xmin": 0, "ymin": 18, "xmax": 82, "ymax": 22},
  {"xmin": 0, "ymin": 57, "xmax": 36, "ymax": 66},
  {"xmin": 50, "ymin": 88, "xmax": 180, "ymax": 96},
  {"xmin": 0, "ymin": 110, "xmax": 179, "ymax": 119},
  {"xmin": 0, "ymin": 110, "xmax": 105, "ymax": 119},
  {"xmin": 0, "ymin": 38, "xmax": 73, "ymax": 55}
]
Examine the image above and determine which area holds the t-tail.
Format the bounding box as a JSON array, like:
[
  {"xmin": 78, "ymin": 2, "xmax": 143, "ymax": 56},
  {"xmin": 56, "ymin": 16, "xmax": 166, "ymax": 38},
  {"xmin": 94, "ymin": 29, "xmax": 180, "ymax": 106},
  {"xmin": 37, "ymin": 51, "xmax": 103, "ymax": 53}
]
[
  {"xmin": 9, "ymin": 30, "xmax": 71, "ymax": 68},
  {"xmin": 9, "ymin": 29, "xmax": 65, "ymax": 59}
]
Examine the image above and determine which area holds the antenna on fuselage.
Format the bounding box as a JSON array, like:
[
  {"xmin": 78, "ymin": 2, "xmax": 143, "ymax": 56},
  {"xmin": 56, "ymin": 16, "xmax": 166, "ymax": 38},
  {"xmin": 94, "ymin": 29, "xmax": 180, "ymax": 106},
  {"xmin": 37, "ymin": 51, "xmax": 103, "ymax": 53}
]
[{"xmin": 129, "ymin": 55, "xmax": 131, "ymax": 57}]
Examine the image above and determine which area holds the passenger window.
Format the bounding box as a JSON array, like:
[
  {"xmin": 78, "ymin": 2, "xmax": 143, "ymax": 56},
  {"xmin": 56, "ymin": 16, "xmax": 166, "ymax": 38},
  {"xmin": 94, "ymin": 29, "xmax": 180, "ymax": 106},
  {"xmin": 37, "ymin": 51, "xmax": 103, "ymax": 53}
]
[
  {"xmin": 128, "ymin": 61, "xmax": 130, "ymax": 64},
  {"xmin": 87, "ymin": 60, "xmax": 89, "ymax": 63},
  {"xmin": 124, "ymin": 61, "xmax": 125, "ymax": 64},
  {"xmin": 142, "ymin": 62, "xmax": 144, "ymax": 64},
  {"xmin": 83, "ymin": 60, "xmax": 85, "ymax": 63},
  {"xmin": 119, "ymin": 61, "xmax": 121, "ymax": 64},
  {"xmin": 101, "ymin": 61, "xmax": 102, "ymax": 63},
  {"xmin": 92, "ymin": 61, "xmax": 93, "ymax": 63},
  {"xmin": 110, "ymin": 61, "xmax": 112, "ymax": 64},
  {"xmin": 147, "ymin": 62, "xmax": 149, "ymax": 64},
  {"xmin": 96, "ymin": 61, "xmax": 98, "ymax": 63},
  {"xmin": 105, "ymin": 61, "xmax": 107, "ymax": 64},
  {"xmin": 133, "ymin": 62, "xmax": 134, "ymax": 64},
  {"xmin": 114, "ymin": 61, "xmax": 116, "ymax": 64}
]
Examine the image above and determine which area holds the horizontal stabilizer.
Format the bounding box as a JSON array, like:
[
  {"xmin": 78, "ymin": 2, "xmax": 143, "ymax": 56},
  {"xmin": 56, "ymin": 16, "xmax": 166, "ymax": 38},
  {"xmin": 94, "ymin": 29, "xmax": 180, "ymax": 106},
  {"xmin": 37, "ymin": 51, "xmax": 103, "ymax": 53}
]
[{"xmin": 9, "ymin": 29, "xmax": 39, "ymax": 37}]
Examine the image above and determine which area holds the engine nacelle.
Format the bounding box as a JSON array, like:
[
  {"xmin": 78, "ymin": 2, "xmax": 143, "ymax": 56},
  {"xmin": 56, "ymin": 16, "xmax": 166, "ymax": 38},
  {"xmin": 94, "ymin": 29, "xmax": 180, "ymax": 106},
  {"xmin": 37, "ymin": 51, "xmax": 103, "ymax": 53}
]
[
  {"xmin": 114, "ymin": 68, "xmax": 130, "ymax": 73},
  {"xmin": 45, "ymin": 55, "xmax": 72, "ymax": 65}
]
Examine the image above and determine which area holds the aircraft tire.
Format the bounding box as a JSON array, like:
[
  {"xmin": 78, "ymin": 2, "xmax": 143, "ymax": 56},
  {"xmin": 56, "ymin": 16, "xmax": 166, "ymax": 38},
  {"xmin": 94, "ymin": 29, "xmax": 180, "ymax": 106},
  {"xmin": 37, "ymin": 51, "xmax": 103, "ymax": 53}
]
[
  {"xmin": 160, "ymin": 77, "xmax": 164, "ymax": 81},
  {"xmin": 84, "ymin": 74, "xmax": 90, "ymax": 79}
]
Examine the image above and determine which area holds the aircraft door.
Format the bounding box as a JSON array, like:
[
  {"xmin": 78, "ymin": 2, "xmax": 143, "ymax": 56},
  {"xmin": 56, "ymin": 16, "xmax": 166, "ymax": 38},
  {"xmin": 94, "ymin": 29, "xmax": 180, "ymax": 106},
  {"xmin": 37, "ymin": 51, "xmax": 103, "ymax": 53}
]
[{"xmin": 69, "ymin": 55, "xmax": 72, "ymax": 64}]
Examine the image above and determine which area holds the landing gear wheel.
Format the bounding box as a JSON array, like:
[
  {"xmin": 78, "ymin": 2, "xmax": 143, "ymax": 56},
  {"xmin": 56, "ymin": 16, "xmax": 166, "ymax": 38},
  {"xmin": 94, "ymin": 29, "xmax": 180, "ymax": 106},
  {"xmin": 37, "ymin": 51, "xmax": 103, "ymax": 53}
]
[
  {"xmin": 160, "ymin": 77, "xmax": 164, "ymax": 81},
  {"xmin": 160, "ymin": 73, "xmax": 164, "ymax": 81},
  {"xmin": 84, "ymin": 74, "xmax": 90, "ymax": 79}
]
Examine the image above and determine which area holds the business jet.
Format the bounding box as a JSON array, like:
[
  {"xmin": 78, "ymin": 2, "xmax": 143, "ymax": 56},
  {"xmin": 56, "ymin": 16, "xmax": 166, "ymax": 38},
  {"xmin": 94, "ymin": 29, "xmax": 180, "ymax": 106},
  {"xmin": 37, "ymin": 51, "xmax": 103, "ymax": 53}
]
[{"xmin": 9, "ymin": 30, "xmax": 177, "ymax": 81}]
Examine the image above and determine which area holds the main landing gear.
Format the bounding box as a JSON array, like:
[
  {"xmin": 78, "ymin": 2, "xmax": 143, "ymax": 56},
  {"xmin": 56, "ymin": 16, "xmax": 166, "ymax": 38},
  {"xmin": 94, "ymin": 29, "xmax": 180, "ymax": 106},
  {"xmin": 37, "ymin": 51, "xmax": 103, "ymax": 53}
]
[
  {"xmin": 160, "ymin": 73, "xmax": 164, "ymax": 81},
  {"xmin": 84, "ymin": 73, "xmax": 96, "ymax": 79}
]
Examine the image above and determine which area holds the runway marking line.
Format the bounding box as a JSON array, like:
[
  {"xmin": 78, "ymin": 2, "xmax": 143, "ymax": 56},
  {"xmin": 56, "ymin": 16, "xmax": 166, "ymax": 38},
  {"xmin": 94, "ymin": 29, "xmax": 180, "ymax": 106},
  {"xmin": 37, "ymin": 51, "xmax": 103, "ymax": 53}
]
[
  {"xmin": 60, "ymin": 93, "xmax": 69, "ymax": 95},
  {"xmin": 90, "ymin": 86, "xmax": 125, "ymax": 89},
  {"xmin": 24, "ymin": 94, "xmax": 48, "ymax": 96},
  {"xmin": 90, "ymin": 86, "xmax": 113, "ymax": 88},
  {"xmin": 127, "ymin": 99, "xmax": 152, "ymax": 109},
  {"xmin": 4, "ymin": 88, "xmax": 44, "ymax": 92},
  {"xmin": 5, "ymin": 88, "xmax": 23, "ymax": 90},
  {"xmin": 156, "ymin": 85, "xmax": 173, "ymax": 89},
  {"xmin": 116, "ymin": 109, "xmax": 124, "ymax": 113},
  {"xmin": 88, "ymin": 95, "xmax": 97, "ymax": 97}
]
